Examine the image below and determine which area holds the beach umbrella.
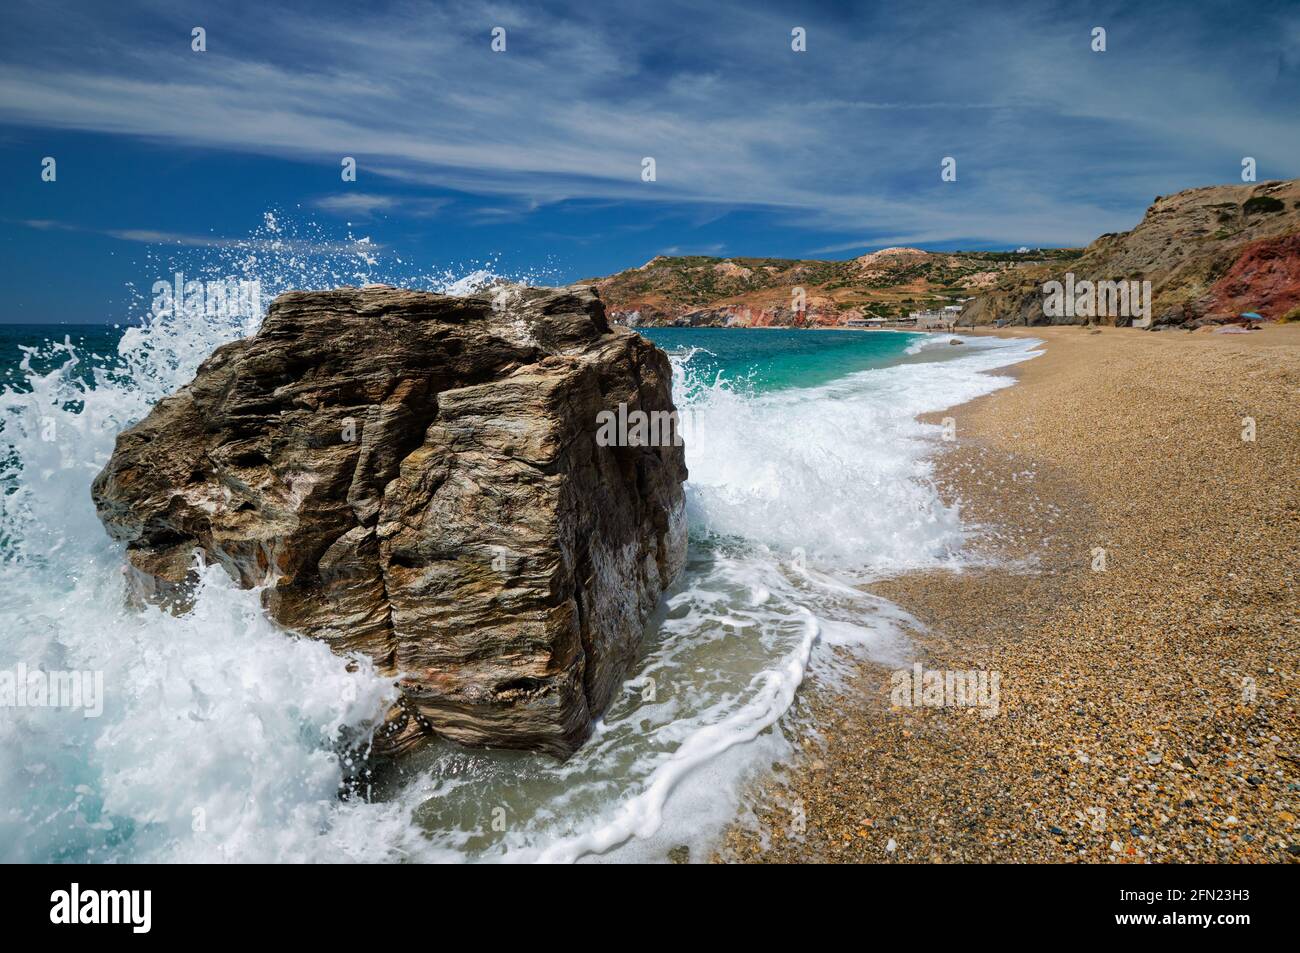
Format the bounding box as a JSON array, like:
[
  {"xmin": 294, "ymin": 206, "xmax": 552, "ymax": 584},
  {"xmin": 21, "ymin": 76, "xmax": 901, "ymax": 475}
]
[{"xmin": 1240, "ymin": 312, "xmax": 1264, "ymax": 321}]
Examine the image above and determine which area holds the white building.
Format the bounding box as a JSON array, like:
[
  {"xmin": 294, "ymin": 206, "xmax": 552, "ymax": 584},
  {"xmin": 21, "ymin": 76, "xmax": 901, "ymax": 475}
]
[{"xmin": 907, "ymin": 307, "xmax": 960, "ymax": 330}]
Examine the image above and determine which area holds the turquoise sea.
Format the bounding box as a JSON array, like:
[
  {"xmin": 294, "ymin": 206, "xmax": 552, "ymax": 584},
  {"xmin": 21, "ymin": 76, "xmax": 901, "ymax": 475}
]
[
  {"xmin": 0, "ymin": 324, "xmax": 125, "ymax": 387},
  {"xmin": 639, "ymin": 326, "xmax": 919, "ymax": 393},
  {"xmin": 0, "ymin": 323, "xmax": 922, "ymax": 394}
]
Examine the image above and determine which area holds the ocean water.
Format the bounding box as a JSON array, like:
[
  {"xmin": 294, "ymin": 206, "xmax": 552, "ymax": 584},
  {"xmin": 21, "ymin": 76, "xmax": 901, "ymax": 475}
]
[{"xmin": 0, "ymin": 261, "xmax": 1041, "ymax": 863}]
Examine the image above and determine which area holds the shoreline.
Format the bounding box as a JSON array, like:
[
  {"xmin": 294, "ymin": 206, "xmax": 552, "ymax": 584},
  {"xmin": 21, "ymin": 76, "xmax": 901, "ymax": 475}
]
[{"xmin": 721, "ymin": 323, "xmax": 1299, "ymax": 863}]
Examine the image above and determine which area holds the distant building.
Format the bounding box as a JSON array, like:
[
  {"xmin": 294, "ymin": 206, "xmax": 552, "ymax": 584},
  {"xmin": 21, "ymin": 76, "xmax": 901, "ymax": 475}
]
[{"xmin": 907, "ymin": 308, "xmax": 958, "ymax": 330}]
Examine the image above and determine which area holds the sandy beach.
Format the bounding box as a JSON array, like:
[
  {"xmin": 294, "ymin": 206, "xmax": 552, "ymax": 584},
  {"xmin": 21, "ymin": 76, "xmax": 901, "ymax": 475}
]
[{"xmin": 723, "ymin": 324, "xmax": 1300, "ymax": 863}]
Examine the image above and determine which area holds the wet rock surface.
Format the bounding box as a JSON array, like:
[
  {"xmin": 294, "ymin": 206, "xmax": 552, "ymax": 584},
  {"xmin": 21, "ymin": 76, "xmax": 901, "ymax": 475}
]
[{"xmin": 92, "ymin": 284, "xmax": 688, "ymax": 757}]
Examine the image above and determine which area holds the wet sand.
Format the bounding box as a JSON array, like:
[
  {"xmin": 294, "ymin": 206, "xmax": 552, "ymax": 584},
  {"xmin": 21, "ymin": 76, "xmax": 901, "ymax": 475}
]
[{"xmin": 722, "ymin": 324, "xmax": 1299, "ymax": 863}]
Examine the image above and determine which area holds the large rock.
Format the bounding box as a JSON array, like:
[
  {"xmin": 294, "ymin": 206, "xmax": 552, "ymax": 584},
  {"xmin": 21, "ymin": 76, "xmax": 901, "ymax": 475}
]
[{"xmin": 92, "ymin": 285, "xmax": 688, "ymax": 757}]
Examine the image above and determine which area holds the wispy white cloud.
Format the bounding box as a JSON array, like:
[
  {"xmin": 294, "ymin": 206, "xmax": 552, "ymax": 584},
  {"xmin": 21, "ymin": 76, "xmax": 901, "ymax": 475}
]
[
  {"xmin": 1, "ymin": 0, "xmax": 1297, "ymax": 248},
  {"xmin": 16, "ymin": 217, "xmax": 382, "ymax": 253},
  {"xmin": 311, "ymin": 193, "xmax": 449, "ymax": 218},
  {"xmin": 312, "ymin": 194, "xmax": 398, "ymax": 216},
  {"xmin": 659, "ymin": 243, "xmax": 726, "ymax": 256}
]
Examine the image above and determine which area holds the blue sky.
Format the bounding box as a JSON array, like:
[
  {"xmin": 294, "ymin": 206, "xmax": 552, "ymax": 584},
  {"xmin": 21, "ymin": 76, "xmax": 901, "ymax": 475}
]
[{"xmin": 1, "ymin": 0, "xmax": 1298, "ymax": 323}]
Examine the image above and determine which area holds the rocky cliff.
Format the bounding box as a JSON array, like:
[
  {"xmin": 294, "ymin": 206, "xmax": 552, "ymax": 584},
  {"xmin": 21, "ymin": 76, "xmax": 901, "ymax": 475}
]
[
  {"xmin": 586, "ymin": 247, "xmax": 1081, "ymax": 327},
  {"xmin": 961, "ymin": 179, "xmax": 1300, "ymax": 327},
  {"xmin": 92, "ymin": 284, "xmax": 688, "ymax": 758}
]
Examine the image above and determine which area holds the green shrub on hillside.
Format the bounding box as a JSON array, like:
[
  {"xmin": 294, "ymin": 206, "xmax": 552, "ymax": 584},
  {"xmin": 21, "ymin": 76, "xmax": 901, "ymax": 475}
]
[{"xmin": 1242, "ymin": 196, "xmax": 1285, "ymax": 215}]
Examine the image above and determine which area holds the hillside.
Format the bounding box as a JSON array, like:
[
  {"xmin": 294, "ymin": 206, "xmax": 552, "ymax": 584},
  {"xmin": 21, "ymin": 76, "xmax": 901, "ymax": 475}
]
[
  {"xmin": 962, "ymin": 178, "xmax": 1300, "ymax": 328},
  {"xmin": 585, "ymin": 247, "xmax": 1081, "ymax": 328},
  {"xmin": 587, "ymin": 179, "xmax": 1300, "ymax": 330}
]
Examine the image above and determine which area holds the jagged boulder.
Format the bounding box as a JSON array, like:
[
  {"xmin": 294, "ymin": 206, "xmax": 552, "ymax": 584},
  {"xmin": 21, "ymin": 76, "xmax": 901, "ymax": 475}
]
[{"xmin": 92, "ymin": 284, "xmax": 688, "ymax": 757}]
